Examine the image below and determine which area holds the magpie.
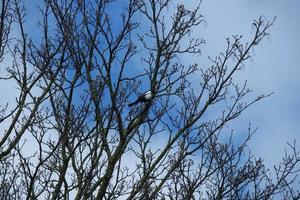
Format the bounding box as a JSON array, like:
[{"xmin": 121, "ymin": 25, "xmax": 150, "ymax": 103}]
[{"xmin": 128, "ymin": 90, "xmax": 152, "ymax": 107}]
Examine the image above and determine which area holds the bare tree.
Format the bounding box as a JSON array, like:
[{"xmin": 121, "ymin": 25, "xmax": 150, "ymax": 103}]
[
  {"xmin": 0, "ymin": 0, "xmax": 12, "ymax": 61},
  {"xmin": 0, "ymin": 0, "xmax": 299, "ymax": 199}
]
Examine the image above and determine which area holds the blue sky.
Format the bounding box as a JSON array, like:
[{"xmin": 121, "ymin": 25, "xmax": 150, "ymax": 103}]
[
  {"xmin": 0, "ymin": 1, "xmax": 299, "ymax": 199},
  {"xmin": 187, "ymin": 0, "xmax": 300, "ymax": 167},
  {"xmin": 1, "ymin": 0, "xmax": 299, "ymax": 188}
]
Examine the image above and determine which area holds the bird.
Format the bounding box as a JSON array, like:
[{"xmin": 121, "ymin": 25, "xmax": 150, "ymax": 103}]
[{"xmin": 128, "ymin": 90, "xmax": 153, "ymax": 107}]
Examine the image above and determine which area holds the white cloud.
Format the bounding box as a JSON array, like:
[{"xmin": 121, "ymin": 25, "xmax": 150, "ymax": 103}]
[{"xmin": 183, "ymin": 0, "xmax": 300, "ymax": 167}]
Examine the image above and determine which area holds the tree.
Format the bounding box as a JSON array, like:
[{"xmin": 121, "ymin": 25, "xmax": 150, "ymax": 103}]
[{"xmin": 0, "ymin": 0, "xmax": 299, "ymax": 199}]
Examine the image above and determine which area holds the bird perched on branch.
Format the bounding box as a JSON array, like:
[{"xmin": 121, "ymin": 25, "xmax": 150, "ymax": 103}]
[{"xmin": 128, "ymin": 90, "xmax": 152, "ymax": 107}]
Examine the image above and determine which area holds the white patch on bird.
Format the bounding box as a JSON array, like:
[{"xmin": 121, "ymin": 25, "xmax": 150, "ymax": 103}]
[{"xmin": 144, "ymin": 91, "xmax": 152, "ymax": 100}]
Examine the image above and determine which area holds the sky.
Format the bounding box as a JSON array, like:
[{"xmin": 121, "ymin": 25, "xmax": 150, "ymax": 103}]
[
  {"xmin": 0, "ymin": 0, "xmax": 299, "ymax": 197},
  {"xmin": 188, "ymin": 0, "xmax": 300, "ymax": 167},
  {"xmin": 0, "ymin": 0, "xmax": 299, "ymax": 168}
]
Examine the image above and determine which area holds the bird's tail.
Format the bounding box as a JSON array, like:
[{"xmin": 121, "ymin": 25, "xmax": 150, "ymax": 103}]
[{"xmin": 128, "ymin": 100, "xmax": 139, "ymax": 107}]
